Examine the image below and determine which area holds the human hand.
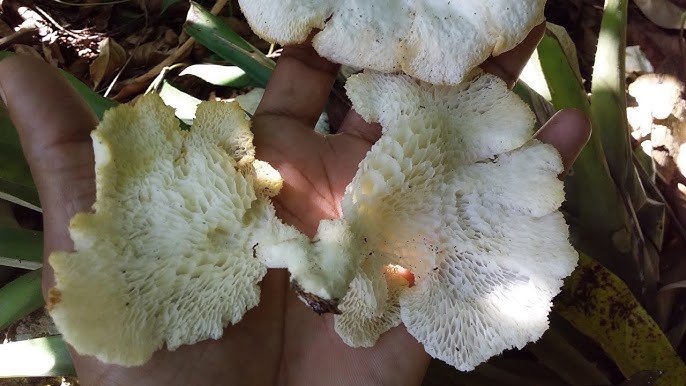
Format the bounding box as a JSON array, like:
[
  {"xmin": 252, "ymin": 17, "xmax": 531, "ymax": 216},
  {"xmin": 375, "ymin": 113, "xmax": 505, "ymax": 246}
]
[{"xmin": 0, "ymin": 23, "xmax": 589, "ymax": 386}]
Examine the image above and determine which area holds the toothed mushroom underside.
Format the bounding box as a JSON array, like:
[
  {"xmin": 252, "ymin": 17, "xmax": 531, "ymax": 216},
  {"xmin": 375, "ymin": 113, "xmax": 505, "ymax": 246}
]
[
  {"xmin": 49, "ymin": 96, "xmax": 356, "ymax": 366},
  {"xmin": 49, "ymin": 71, "xmax": 577, "ymax": 371},
  {"xmin": 335, "ymin": 72, "xmax": 577, "ymax": 371},
  {"xmin": 237, "ymin": 0, "xmax": 546, "ymax": 85}
]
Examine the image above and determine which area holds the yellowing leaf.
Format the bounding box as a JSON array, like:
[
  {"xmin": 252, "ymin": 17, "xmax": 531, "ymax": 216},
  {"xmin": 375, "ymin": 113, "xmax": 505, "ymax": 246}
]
[{"xmin": 556, "ymin": 254, "xmax": 686, "ymax": 385}]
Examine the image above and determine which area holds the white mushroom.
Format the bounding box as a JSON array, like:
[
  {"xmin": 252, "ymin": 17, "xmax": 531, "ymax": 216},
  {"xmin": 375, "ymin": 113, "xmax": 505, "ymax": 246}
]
[
  {"xmin": 334, "ymin": 260, "xmax": 408, "ymax": 347},
  {"xmin": 48, "ymin": 74, "xmax": 577, "ymax": 371},
  {"xmin": 237, "ymin": 0, "xmax": 546, "ymax": 85},
  {"xmin": 47, "ymin": 94, "xmax": 350, "ymax": 366},
  {"xmin": 48, "ymin": 24, "xmax": 578, "ymax": 369},
  {"xmin": 334, "ymin": 71, "xmax": 578, "ymax": 371}
]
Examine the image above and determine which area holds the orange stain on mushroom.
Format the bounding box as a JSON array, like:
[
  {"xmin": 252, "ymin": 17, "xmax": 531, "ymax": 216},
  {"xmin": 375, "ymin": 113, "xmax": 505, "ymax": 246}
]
[{"xmin": 45, "ymin": 288, "xmax": 62, "ymax": 312}]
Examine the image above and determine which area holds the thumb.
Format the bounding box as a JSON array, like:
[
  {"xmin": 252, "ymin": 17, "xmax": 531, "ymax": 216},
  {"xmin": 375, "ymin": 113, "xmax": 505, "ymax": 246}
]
[
  {"xmin": 534, "ymin": 108, "xmax": 591, "ymax": 176},
  {"xmin": 0, "ymin": 55, "xmax": 97, "ymax": 297}
]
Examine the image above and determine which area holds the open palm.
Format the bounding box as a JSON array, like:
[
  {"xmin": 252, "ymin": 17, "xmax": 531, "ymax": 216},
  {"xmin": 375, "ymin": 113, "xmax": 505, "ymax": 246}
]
[{"xmin": 0, "ymin": 24, "xmax": 590, "ymax": 386}]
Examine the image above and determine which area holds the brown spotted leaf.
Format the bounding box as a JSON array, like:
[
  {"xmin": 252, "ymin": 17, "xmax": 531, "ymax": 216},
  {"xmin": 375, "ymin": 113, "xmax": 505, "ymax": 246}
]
[{"xmin": 556, "ymin": 254, "xmax": 686, "ymax": 385}]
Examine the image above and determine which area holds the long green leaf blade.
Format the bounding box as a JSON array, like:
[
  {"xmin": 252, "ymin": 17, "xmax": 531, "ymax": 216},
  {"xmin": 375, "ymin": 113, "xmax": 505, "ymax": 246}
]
[
  {"xmin": 591, "ymin": 0, "xmax": 631, "ymax": 187},
  {"xmin": 512, "ymin": 80, "xmax": 556, "ymax": 129},
  {"xmin": 536, "ymin": 28, "xmax": 643, "ymax": 292},
  {"xmin": 62, "ymin": 71, "xmax": 119, "ymax": 120},
  {"xmin": 0, "ymin": 51, "xmax": 119, "ymax": 211},
  {"xmin": 184, "ymin": 1, "xmax": 275, "ymax": 88},
  {"xmin": 0, "ymin": 143, "xmax": 39, "ymax": 209},
  {"xmin": 0, "ymin": 269, "xmax": 43, "ymax": 331},
  {"xmin": 528, "ymin": 328, "xmax": 611, "ymax": 385},
  {"xmin": 0, "ymin": 335, "xmax": 74, "ymax": 377},
  {"xmin": 179, "ymin": 64, "xmax": 251, "ymax": 87},
  {"xmin": 0, "ymin": 105, "xmax": 20, "ymax": 149},
  {"xmin": 0, "ymin": 225, "xmax": 42, "ymax": 269}
]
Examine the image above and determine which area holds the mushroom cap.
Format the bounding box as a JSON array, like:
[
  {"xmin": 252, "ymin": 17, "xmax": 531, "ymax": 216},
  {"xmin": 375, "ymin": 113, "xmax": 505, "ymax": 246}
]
[
  {"xmin": 237, "ymin": 0, "xmax": 546, "ymax": 85},
  {"xmin": 334, "ymin": 71, "xmax": 578, "ymax": 371},
  {"xmin": 48, "ymin": 94, "xmax": 304, "ymax": 366}
]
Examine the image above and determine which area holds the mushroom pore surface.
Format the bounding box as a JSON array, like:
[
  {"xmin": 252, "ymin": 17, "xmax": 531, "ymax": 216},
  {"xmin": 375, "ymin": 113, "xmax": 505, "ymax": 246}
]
[{"xmin": 334, "ymin": 71, "xmax": 578, "ymax": 371}]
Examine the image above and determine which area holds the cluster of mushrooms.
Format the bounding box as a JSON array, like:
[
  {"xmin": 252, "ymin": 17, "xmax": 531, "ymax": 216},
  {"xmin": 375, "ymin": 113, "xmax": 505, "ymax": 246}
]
[{"xmin": 47, "ymin": 0, "xmax": 578, "ymax": 372}]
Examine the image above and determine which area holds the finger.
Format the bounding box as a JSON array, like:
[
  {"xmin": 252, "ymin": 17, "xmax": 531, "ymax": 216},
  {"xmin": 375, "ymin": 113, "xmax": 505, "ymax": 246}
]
[
  {"xmin": 254, "ymin": 43, "xmax": 339, "ymax": 132},
  {"xmin": 0, "ymin": 55, "xmax": 97, "ymax": 296},
  {"xmin": 337, "ymin": 110, "xmax": 383, "ymax": 145},
  {"xmin": 534, "ymin": 109, "xmax": 591, "ymax": 175},
  {"xmin": 481, "ymin": 22, "xmax": 546, "ymax": 88}
]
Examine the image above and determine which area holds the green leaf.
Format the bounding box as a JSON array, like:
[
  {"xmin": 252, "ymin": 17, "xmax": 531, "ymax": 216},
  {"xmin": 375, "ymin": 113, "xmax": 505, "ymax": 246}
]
[
  {"xmin": 527, "ymin": 327, "xmax": 611, "ymax": 385},
  {"xmin": 62, "ymin": 71, "xmax": 119, "ymax": 120},
  {"xmin": 0, "ymin": 51, "xmax": 119, "ymax": 212},
  {"xmin": 512, "ymin": 80, "xmax": 556, "ymax": 129},
  {"xmin": 157, "ymin": 80, "xmax": 203, "ymax": 124},
  {"xmin": 556, "ymin": 254, "xmax": 686, "ymax": 385},
  {"xmin": 180, "ymin": 64, "xmax": 252, "ymax": 87},
  {"xmin": 184, "ymin": 1, "xmax": 275, "ymax": 88},
  {"xmin": 0, "ymin": 51, "xmax": 14, "ymax": 61},
  {"xmin": 161, "ymin": 0, "xmax": 181, "ymax": 14},
  {"xmin": 636, "ymin": 198, "xmax": 666, "ymax": 250},
  {"xmin": 0, "ymin": 105, "xmax": 21, "ymax": 149},
  {"xmin": 0, "ymin": 104, "xmax": 39, "ymax": 210},
  {"xmin": 0, "ymin": 144, "xmax": 33, "ymax": 187},
  {"xmin": 591, "ymin": 0, "xmax": 631, "ymax": 189},
  {"xmin": 619, "ymin": 370, "xmax": 664, "ymax": 385},
  {"xmin": 0, "ymin": 225, "xmax": 42, "ymax": 269},
  {"xmin": 0, "ymin": 335, "xmax": 74, "ymax": 377},
  {"xmin": 0, "ymin": 86, "xmax": 37, "ymax": 210},
  {"xmin": 634, "ymin": 148, "xmax": 656, "ymax": 184},
  {"xmin": 0, "ymin": 143, "xmax": 40, "ymax": 210},
  {"xmin": 0, "ymin": 269, "xmax": 43, "ymax": 331},
  {"xmin": 536, "ymin": 31, "xmax": 592, "ymax": 116},
  {"xmin": 544, "ymin": 23, "xmax": 584, "ymax": 85},
  {"xmin": 586, "ymin": 0, "xmax": 665, "ymax": 306},
  {"xmin": 537, "ymin": 28, "xmax": 643, "ymax": 293}
]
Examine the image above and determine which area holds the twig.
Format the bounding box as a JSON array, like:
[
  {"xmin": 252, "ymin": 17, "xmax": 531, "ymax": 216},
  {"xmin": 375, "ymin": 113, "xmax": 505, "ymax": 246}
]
[
  {"xmin": 51, "ymin": 0, "xmax": 130, "ymax": 5},
  {"xmin": 0, "ymin": 27, "xmax": 36, "ymax": 49},
  {"xmin": 680, "ymin": 12, "xmax": 686, "ymax": 78},
  {"xmin": 104, "ymin": 55, "xmax": 133, "ymax": 98},
  {"xmin": 31, "ymin": 5, "xmax": 82, "ymax": 39},
  {"xmin": 659, "ymin": 280, "xmax": 686, "ymax": 293}
]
